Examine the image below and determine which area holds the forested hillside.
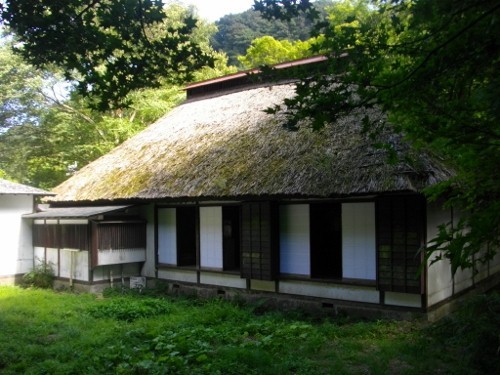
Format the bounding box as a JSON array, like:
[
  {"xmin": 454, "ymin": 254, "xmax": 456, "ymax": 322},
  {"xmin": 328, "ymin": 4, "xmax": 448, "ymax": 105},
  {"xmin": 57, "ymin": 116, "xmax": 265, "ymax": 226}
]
[{"xmin": 212, "ymin": 0, "xmax": 330, "ymax": 66}]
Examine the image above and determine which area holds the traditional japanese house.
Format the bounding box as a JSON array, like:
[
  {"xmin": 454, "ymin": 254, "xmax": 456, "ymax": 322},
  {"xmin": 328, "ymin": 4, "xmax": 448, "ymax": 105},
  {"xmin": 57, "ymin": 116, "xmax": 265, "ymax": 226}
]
[{"xmin": 33, "ymin": 57, "xmax": 499, "ymax": 318}]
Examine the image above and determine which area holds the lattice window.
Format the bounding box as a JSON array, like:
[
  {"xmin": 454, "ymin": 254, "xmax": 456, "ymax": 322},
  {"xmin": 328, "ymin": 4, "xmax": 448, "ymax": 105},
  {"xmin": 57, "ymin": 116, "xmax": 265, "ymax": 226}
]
[
  {"xmin": 97, "ymin": 222, "xmax": 146, "ymax": 250},
  {"xmin": 377, "ymin": 195, "xmax": 425, "ymax": 294},
  {"xmin": 32, "ymin": 224, "xmax": 59, "ymax": 248},
  {"xmin": 61, "ymin": 225, "xmax": 89, "ymax": 250},
  {"xmin": 241, "ymin": 202, "xmax": 279, "ymax": 280}
]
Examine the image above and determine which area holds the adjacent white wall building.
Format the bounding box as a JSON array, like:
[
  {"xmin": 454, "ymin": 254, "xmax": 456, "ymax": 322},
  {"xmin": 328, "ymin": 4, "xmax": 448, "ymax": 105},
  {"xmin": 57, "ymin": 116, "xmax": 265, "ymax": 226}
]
[{"xmin": 0, "ymin": 179, "xmax": 52, "ymax": 284}]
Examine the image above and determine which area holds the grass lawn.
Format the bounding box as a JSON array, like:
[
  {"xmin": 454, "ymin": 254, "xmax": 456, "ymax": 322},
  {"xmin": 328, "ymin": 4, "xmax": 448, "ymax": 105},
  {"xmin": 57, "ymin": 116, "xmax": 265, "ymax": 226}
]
[{"xmin": 0, "ymin": 285, "xmax": 498, "ymax": 374}]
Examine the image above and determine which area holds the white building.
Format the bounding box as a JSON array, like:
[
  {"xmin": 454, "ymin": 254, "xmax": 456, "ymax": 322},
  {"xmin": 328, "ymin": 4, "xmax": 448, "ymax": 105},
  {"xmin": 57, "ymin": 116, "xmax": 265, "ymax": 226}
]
[{"xmin": 0, "ymin": 179, "xmax": 53, "ymax": 284}]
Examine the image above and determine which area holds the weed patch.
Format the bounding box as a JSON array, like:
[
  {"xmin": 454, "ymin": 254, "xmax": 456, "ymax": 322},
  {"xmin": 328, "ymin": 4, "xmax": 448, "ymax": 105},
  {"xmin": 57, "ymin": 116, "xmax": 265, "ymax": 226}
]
[
  {"xmin": 20, "ymin": 261, "xmax": 54, "ymax": 289},
  {"xmin": 428, "ymin": 292, "xmax": 500, "ymax": 374},
  {"xmin": 86, "ymin": 297, "xmax": 171, "ymax": 322},
  {"xmin": 0, "ymin": 286, "xmax": 497, "ymax": 374}
]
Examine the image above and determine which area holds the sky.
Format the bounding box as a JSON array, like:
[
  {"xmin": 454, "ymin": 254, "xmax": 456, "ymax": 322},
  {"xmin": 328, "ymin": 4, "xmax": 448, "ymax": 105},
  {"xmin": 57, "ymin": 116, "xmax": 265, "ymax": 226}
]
[{"xmin": 177, "ymin": 0, "xmax": 256, "ymax": 21}]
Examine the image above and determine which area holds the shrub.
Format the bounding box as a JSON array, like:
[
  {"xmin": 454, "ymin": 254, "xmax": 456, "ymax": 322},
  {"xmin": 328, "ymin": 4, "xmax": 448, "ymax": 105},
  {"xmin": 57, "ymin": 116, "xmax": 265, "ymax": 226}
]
[
  {"xmin": 430, "ymin": 292, "xmax": 500, "ymax": 374},
  {"xmin": 21, "ymin": 261, "xmax": 54, "ymax": 289}
]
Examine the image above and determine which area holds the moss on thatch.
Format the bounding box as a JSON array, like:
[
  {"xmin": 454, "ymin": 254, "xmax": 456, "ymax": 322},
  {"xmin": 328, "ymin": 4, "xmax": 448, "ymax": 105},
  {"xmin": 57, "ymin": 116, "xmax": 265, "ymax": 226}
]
[{"xmin": 50, "ymin": 84, "xmax": 453, "ymax": 202}]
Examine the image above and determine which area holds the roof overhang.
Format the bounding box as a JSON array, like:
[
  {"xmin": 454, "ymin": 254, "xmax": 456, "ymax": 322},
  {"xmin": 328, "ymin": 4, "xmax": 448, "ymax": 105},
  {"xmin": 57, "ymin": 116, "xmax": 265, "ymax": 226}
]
[
  {"xmin": 23, "ymin": 205, "xmax": 133, "ymax": 219},
  {"xmin": 0, "ymin": 179, "xmax": 55, "ymax": 196}
]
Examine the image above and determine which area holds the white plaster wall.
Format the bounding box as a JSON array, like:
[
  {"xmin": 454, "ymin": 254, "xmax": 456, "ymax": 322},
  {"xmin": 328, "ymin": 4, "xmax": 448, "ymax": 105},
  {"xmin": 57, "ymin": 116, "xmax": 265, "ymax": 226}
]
[
  {"xmin": 474, "ymin": 245, "xmax": 490, "ymax": 281},
  {"xmin": 489, "ymin": 251, "xmax": 500, "ymax": 276},
  {"xmin": 59, "ymin": 250, "xmax": 89, "ymax": 282},
  {"xmin": 199, "ymin": 207, "xmax": 223, "ymax": 269},
  {"xmin": 34, "ymin": 247, "xmax": 45, "ymax": 265},
  {"xmin": 474, "ymin": 245, "xmax": 500, "ymax": 282},
  {"xmin": 251, "ymin": 279, "xmax": 276, "ymax": 292},
  {"xmin": 279, "ymin": 280, "xmax": 379, "ymax": 303},
  {"xmin": 158, "ymin": 208, "xmax": 177, "ymax": 265},
  {"xmin": 384, "ymin": 292, "xmax": 422, "ymax": 308},
  {"xmin": 157, "ymin": 268, "xmax": 197, "ymax": 283},
  {"xmin": 342, "ymin": 202, "xmax": 376, "ymax": 280},
  {"xmin": 453, "ymin": 267, "xmax": 474, "ymax": 294},
  {"xmin": 97, "ymin": 248, "xmax": 146, "ymax": 265},
  {"xmin": 279, "ymin": 204, "xmax": 310, "ymax": 275},
  {"xmin": 46, "ymin": 248, "xmax": 59, "ymax": 277},
  {"xmin": 140, "ymin": 204, "xmax": 156, "ymax": 277},
  {"xmin": 425, "ymin": 203, "xmax": 497, "ymax": 307},
  {"xmin": 0, "ymin": 195, "xmax": 35, "ymax": 276},
  {"xmin": 426, "ymin": 202, "xmax": 454, "ymax": 307},
  {"xmin": 59, "ymin": 219, "xmax": 88, "ymax": 225},
  {"xmin": 200, "ymin": 271, "xmax": 246, "ymax": 289},
  {"xmin": 92, "ymin": 263, "xmax": 141, "ymax": 282},
  {"xmin": 59, "ymin": 250, "xmax": 71, "ymax": 279}
]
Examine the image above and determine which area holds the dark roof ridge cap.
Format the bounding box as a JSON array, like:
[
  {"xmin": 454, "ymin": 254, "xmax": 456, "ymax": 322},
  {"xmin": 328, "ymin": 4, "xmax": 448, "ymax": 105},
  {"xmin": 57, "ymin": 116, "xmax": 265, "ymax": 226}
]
[
  {"xmin": 183, "ymin": 79, "xmax": 298, "ymax": 103},
  {"xmin": 185, "ymin": 55, "xmax": 328, "ymax": 90}
]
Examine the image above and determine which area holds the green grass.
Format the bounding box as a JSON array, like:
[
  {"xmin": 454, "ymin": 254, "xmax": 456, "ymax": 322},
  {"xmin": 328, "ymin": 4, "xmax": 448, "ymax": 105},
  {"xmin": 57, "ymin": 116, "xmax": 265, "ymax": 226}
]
[{"xmin": 0, "ymin": 286, "xmax": 498, "ymax": 375}]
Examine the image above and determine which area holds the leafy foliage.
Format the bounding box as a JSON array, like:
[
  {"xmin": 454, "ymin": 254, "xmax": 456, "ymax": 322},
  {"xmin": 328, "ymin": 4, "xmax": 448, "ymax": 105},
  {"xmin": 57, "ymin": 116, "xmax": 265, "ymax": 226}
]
[
  {"xmin": 0, "ymin": 286, "xmax": 497, "ymax": 374},
  {"xmin": 253, "ymin": 0, "xmax": 320, "ymax": 21},
  {"xmin": 21, "ymin": 261, "xmax": 54, "ymax": 289},
  {"xmin": 237, "ymin": 35, "xmax": 319, "ymax": 69},
  {"xmin": 0, "ymin": 38, "xmax": 57, "ymax": 130},
  {"xmin": 86, "ymin": 297, "xmax": 171, "ymax": 321},
  {"xmin": 256, "ymin": 0, "xmax": 500, "ymax": 273},
  {"xmin": 212, "ymin": 0, "xmax": 330, "ymax": 66},
  {"xmin": 0, "ymin": 4, "xmax": 231, "ymax": 189},
  {"xmin": 0, "ymin": 79, "xmax": 186, "ymax": 188},
  {"xmin": 0, "ymin": 0, "xmax": 214, "ymax": 110},
  {"xmin": 429, "ymin": 292, "xmax": 500, "ymax": 374}
]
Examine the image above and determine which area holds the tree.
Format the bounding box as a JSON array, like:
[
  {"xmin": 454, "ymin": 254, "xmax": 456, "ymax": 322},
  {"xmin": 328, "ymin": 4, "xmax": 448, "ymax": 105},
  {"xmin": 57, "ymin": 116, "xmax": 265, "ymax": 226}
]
[
  {"xmin": 212, "ymin": 0, "xmax": 331, "ymax": 66},
  {"xmin": 0, "ymin": 37, "xmax": 58, "ymax": 131},
  {"xmin": 253, "ymin": 0, "xmax": 320, "ymax": 20},
  {"xmin": 254, "ymin": 0, "xmax": 500, "ymax": 273},
  {"xmin": 0, "ymin": 0, "xmax": 214, "ymax": 110},
  {"xmin": 237, "ymin": 36, "xmax": 318, "ymax": 69},
  {"xmin": 0, "ymin": 38, "xmax": 67, "ymax": 185},
  {"xmin": 0, "ymin": 78, "xmax": 188, "ymax": 188},
  {"xmin": 0, "ymin": 4, "xmax": 235, "ymax": 189}
]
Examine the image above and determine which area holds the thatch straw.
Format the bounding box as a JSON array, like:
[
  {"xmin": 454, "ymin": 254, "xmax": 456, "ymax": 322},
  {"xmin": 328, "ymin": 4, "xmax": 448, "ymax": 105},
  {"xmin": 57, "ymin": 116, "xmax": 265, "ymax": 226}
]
[{"xmin": 50, "ymin": 83, "xmax": 453, "ymax": 202}]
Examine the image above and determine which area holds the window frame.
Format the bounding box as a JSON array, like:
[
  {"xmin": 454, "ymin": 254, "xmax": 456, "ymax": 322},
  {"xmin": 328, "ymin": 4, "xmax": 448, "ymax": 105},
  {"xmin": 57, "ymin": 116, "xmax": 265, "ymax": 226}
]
[
  {"xmin": 309, "ymin": 202, "xmax": 342, "ymax": 279},
  {"xmin": 157, "ymin": 204, "xmax": 242, "ymax": 273},
  {"xmin": 222, "ymin": 205, "xmax": 241, "ymax": 271},
  {"xmin": 278, "ymin": 199, "xmax": 378, "ymax": 286},
  {"xmin": 175, "ymin": 206, "xmax": 198, "ymax": 267},
  {"xmin": 376, "ymin": 195, "xmax": 426, "ymax": 294}
]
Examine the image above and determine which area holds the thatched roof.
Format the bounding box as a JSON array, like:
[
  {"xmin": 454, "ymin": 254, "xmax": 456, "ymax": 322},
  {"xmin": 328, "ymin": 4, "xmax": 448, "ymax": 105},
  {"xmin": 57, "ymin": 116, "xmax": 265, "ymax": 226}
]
[
  {"xmin": 0, "ymin": 179, "xmax": 53, "ymax": 196},
  {"xmin": 50, "ymin": 83, "xmax": 453, "ymax": 203}
]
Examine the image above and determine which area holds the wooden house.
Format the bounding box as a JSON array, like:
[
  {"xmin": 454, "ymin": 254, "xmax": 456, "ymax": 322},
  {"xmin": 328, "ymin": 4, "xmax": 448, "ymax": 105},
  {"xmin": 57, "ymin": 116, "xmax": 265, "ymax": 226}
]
[
  {"xmin": 35, "ymin": 57, "xmax": 499, "ymax": 318},
  {"xmin": 0, "ymin": 179, "xmax": 52, "ymax": 284},
  {"xmin": 24, "ymin": 205, "xmax": 146, "ymax": 291}
]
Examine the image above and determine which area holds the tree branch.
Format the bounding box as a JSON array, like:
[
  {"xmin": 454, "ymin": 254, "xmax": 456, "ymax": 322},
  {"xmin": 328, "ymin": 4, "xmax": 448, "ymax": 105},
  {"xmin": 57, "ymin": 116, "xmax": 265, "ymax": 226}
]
[
  {"xmin": 39, "ymin": 87, "xmax": 110, "ymax": 143},
  {"xmin": 42, "ymin": 87, "xmax": 95, "ymax": 125},
  {"xmin": 76, "ymin": 0, "xmax": 102, "ymax": 19},
  {"xmin": 376, "ymin": 3, "xmax": 500, "ymax": 90},
  {"xmin": 137, "ymin": 0, "xmax": 152, "ymax": 46}
]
